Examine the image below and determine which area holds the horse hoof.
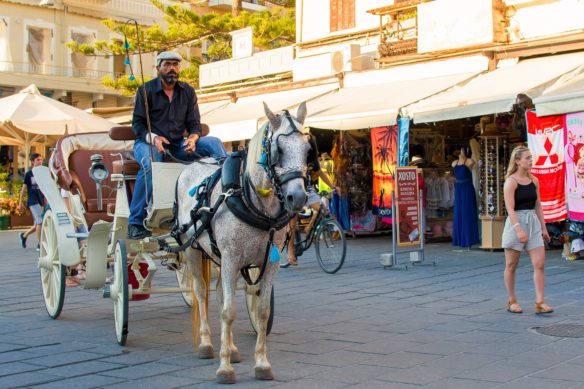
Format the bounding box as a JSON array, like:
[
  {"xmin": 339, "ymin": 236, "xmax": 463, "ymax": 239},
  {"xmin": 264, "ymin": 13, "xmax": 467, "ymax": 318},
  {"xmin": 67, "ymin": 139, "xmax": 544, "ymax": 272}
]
[
  {"xmin": 255, "ymin": 366, "xmax": 274, "ymax": 381},
  {"xmin": 230, "ymin": 350, "xmax": 241, "ymax": 363},
  {"xmin": 216, "ymin": 369, "xmax": 236, "ymax": 384},
  {"xmin": 198, "ymin": 345, "xmax": 214, "ymax": 359}
]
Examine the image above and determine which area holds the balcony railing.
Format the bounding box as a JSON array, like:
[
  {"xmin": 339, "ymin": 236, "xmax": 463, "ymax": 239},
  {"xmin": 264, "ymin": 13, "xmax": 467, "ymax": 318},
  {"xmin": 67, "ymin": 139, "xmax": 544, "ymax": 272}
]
[{"xmin": 0, "ymin": 61, "xmax": 123, "ymax": 80}]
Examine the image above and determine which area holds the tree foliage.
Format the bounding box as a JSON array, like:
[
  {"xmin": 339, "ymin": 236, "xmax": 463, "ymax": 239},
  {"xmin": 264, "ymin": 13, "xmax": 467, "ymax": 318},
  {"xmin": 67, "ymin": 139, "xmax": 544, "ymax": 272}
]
[{"xmin": 67, "ymin": 0, "xmax": 295, "ymax": 95}]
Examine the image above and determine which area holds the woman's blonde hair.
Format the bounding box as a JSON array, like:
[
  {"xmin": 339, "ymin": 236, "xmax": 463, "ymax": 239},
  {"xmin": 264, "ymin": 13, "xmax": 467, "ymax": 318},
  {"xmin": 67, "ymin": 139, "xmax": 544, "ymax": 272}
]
[{"xmin": 506, "ymin": 145, "xmax": 533, "ymax": 179}]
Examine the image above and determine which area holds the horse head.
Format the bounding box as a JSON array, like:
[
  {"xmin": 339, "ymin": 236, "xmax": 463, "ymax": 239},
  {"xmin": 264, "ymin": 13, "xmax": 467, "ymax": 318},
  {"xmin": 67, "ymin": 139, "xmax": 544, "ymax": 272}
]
[{"xmin": 263, "ymin": 102, "xmax": 309, "ymax": 213}]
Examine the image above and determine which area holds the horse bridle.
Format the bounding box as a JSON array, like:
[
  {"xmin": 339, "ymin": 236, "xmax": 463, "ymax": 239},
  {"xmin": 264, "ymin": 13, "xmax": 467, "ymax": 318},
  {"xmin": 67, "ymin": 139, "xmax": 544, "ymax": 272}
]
[{"xmin": 265, "ymin": 110, "xmax": 309, "ymax": 201}]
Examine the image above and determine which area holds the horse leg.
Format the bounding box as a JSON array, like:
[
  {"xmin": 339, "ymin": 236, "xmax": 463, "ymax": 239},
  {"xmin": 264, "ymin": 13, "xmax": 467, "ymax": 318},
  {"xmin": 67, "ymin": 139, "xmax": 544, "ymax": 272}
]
[
  {"xmin": 215, "ymin": 272, "xmax": 240, "ymax": 363},
  {"xmin": 186, "ymin": 248, "xmax": 214, "ymax": 359},
  {"xmin": 216, "ymin": 268, "xmax": 238, "ymax": 384},
  {"xmin": 254, "ymin": 265, "xmax": 277, "ymax": 381}
]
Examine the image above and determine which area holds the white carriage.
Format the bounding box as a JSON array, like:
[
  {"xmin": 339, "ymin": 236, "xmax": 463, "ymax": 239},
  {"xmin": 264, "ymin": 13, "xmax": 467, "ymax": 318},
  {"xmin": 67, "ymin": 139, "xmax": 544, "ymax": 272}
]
[{"xmin": 34, "ymin": 126, "xmax": 272, "ymax": 346}]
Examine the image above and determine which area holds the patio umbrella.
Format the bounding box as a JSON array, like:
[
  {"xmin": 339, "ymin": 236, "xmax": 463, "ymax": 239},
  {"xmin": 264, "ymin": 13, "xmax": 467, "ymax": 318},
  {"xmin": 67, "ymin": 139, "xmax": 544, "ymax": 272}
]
[{"xmin": 0, "ymin": 84, "xmax": 116, "ymax": 168}]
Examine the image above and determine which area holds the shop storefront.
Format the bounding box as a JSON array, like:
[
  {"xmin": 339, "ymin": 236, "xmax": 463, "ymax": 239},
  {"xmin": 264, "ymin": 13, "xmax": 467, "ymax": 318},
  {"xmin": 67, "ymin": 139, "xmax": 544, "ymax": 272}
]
[{"xmin": 405, "ymin": 51, "xmax": 584, "ymax": 249}]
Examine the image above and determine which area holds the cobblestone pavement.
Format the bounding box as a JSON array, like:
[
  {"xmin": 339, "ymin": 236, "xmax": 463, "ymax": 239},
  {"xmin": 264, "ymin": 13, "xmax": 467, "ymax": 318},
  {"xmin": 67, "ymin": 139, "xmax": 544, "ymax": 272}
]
[{"xmin": 2, "ymin": 229, "xmax": 584, "ymax": 388}]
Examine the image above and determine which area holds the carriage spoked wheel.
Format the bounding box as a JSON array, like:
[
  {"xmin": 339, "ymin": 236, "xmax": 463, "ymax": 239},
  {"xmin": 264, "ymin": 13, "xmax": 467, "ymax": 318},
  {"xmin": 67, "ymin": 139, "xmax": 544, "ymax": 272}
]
[
  {"xmin": 244, "ymin": 267, "xmax": 274, "ymax": 335},
  {"xmin": 175, "ymin": 253, "xmax": 193, "ymax": 308},
  {"xmin": 38, "ymin": 209, "xmax": 66, "ymax": 319},
  {"xmin": 112, "ymin": 240, "xmax": 129, "ymax": 346}
]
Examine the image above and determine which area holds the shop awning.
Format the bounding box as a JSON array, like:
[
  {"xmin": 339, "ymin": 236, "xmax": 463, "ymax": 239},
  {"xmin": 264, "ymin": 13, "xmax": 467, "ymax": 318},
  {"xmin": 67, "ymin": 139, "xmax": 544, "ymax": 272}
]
[
  {"xmin": 203, "ymin": 84, "xmax": 338, "ymax": 142},
  {"xmin": 409, "ymin": 52, "xmax": 584, "ymax": 124},
  {"xmin": 85, "ymin": 100, "xmax": 231, "ymax": 125},
  {"xmin": 533, "ymin": 72, "xmax": 584, "ymax": 116},
  {"xmin": 304, "ymin": 72, "xmax": 479, "ymax": 130}
]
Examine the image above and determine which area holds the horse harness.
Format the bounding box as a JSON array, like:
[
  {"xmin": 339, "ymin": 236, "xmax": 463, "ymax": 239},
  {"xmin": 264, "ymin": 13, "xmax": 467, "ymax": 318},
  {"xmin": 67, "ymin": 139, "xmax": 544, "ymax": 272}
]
[{"xmin": 159, "ymin": 111, "xmax": 307, "ymax": 286}]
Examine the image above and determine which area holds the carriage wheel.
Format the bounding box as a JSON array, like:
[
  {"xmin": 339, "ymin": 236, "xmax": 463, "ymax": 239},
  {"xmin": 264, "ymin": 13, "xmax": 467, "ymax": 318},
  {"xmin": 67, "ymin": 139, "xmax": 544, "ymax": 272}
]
[
  {"xmin": 112, "ymin": 240, "xmax": 129, "ymax": 346},
  {"xmin": 244, "ymin": 268, "xmax": 274, "ymax": 335},
  {"xmin": 175, "ymin": 253, "xmax": 193, "ymax": 308},
  {"xmin": 315, "ymin": 219, "xmax": 346, "ymax": 274},
  {"xmin": 39, "ymin": 210, "xmax": 66, "ymax": 319}
]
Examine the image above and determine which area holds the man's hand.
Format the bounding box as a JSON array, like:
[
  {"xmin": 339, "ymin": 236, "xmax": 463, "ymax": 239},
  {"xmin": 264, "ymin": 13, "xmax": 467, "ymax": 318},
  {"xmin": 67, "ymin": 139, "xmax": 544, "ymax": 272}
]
[
  {"xmin": 184, "ymin": 134, "xmax": 199, "ymax": 154},
  {"xmin": 154, "ymin": 136, "xmax": 170, "ymax": 153}
]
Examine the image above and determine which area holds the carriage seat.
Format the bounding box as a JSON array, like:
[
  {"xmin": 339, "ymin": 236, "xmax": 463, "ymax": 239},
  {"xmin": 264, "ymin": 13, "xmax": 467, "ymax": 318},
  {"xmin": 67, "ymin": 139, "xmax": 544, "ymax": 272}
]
[
  {"xmin": 51, "ymin": 132, "xmax": 134, "ymax": 229},
  {"xmin": 109, "ymin": 126, "xmax": 140, "ymax": 176}
]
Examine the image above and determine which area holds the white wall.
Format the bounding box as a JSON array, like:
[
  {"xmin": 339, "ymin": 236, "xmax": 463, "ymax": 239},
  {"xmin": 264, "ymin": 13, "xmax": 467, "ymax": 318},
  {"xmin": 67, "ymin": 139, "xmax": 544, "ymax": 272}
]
[
  {"xmin": 298, "ymin": 0, "xmax": 389, "ymax": 43},
  {"xmin": 510, "ymin": 0, "xmax": 584, "ymax": 40}
]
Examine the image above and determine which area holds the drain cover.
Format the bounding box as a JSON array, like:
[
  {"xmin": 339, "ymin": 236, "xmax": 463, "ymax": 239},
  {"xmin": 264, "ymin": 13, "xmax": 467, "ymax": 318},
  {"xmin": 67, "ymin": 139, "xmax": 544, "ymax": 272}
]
[{"xmin": 533, "ymin": 324, "xmax": 584, "ymax": 338}]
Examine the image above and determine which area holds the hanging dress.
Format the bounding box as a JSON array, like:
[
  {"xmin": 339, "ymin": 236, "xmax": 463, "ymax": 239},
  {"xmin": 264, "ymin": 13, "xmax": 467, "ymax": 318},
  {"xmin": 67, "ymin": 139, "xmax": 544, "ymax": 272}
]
[{"xmin": 453, "ymin": 162, "xmax": 480, "ymax": 247}]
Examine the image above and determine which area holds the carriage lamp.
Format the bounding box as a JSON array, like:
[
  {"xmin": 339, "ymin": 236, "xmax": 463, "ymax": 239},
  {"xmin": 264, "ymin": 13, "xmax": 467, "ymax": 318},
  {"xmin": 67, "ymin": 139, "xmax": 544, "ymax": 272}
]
[{"xmin": 89, "ymin": 154, "xmax": 109, "ymax": 211}]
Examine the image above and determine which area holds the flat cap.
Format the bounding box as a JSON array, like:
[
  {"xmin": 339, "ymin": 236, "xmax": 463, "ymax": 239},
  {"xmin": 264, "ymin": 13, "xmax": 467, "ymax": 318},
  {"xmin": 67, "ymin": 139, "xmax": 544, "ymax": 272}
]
[{"xmin": 156, "ymin": 51, "xmax": 183, "ymax": 66}]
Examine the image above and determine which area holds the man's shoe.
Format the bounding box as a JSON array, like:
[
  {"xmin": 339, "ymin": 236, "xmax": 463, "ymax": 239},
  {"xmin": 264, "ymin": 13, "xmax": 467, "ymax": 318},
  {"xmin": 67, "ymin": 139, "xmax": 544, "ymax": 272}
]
[
  {"xmin": 127, "ymin": 224, "xmax": 152, "ymax": 240},
  {"xmin": 19, "ymin": 232, "xmax": 27, "ymax": 248}
]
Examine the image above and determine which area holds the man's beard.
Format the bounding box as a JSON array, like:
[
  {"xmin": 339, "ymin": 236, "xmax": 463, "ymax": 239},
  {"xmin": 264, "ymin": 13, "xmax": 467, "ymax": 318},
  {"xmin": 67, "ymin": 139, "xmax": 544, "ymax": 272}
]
[{"xmin": 163, "ymin": 73, "xmax": 178, "ymax": 84}]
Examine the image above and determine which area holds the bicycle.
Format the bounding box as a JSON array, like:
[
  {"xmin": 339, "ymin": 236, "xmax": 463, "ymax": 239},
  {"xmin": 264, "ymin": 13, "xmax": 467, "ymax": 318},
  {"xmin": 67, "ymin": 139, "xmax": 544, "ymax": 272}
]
[{"xmin": 282, "ymin": 190, "xmax": 347, "ymax": 274}]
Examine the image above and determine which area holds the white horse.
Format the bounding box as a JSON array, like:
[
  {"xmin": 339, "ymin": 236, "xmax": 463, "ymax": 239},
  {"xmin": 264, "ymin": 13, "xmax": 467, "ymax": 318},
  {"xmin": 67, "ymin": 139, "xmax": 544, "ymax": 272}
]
[{"xmin": 176, "ymin": 102, "xmax": 309, "ymax": 383}]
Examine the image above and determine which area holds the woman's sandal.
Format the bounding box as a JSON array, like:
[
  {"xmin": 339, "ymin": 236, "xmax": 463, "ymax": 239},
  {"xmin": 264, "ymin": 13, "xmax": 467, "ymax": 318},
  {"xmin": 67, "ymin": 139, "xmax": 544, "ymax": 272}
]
[
  {"xmin": 535, "ymin": 301, "xmax": 554, "ymax": 314},
  {"xmin": 507, "ymin": 299, "xmax": 523, "ymax": 314}
]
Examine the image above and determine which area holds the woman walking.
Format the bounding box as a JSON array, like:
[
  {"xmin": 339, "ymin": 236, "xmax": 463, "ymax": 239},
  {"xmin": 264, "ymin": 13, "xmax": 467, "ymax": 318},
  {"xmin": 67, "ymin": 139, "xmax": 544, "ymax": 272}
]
[{"xmin": 502, "ymin": 146, "xmax": 553, "ymax": 314}]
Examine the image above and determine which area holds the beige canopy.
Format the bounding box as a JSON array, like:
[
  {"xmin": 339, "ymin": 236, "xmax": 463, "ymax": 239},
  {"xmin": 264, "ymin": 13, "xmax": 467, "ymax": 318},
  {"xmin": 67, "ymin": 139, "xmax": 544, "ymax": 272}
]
[{"xmin": 0, "ymin": 84, "xmax": 116, "ymax": 168}]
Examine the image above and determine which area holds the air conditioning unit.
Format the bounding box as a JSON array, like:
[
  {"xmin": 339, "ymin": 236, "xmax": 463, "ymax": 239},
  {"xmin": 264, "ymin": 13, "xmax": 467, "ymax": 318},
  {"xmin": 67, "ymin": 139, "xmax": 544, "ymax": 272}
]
[{"xmin": 293, "ymin": 51, "xmax": 344, "ymax": 82}]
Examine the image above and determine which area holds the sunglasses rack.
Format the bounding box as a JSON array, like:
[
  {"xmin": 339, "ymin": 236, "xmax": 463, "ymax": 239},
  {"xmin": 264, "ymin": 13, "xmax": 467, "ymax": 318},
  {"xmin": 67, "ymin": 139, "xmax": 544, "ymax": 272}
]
[{"xmin": 479, "ymin": 135, "xmax": 509, "ymax": 249}]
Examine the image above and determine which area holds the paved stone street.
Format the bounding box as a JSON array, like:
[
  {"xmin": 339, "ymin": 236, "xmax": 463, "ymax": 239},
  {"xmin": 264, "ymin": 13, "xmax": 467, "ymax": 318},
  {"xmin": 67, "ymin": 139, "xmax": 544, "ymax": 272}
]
[{"xmin": 2, "ymin": 229, "xmax": 584, "ymax": 388}]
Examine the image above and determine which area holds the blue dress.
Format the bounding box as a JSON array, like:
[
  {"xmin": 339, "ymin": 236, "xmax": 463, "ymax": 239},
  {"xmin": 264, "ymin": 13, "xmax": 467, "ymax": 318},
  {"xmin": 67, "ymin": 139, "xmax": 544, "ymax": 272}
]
[{"xmin": 453, "ymin": 164, "xmax": 480, "ymax": 247}]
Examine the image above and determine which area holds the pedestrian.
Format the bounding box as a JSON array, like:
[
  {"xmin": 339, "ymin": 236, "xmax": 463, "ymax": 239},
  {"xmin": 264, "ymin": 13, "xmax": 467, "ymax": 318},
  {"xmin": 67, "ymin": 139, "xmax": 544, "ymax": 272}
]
[
  {"xmin": 286, "ymin": 141, "xmax": 338, "ymax": 267},
  {"xmin": 502, "ymin": 146, "xmax": 553, "ymax": 314},
  {"xmin": 127, "ymin": 51, "xmax": 227, "ymax": 240},
  {"xmin": 18, "ymin": 153, "xmax": 45, "ymax": 251}
]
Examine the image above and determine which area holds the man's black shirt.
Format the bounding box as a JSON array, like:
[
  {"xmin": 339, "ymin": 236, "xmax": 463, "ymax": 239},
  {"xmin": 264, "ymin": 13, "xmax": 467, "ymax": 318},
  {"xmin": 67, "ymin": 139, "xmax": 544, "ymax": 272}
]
[{"xmin": 132, "ymin": 77, "xmax": 202, "ymax": 147}]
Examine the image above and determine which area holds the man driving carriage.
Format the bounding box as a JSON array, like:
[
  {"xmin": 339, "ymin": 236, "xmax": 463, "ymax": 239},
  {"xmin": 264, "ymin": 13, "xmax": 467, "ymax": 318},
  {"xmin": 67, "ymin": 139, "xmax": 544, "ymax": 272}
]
[{"xmin": 128, "ymin": 51, "xmax": 227, "ymax": 240}]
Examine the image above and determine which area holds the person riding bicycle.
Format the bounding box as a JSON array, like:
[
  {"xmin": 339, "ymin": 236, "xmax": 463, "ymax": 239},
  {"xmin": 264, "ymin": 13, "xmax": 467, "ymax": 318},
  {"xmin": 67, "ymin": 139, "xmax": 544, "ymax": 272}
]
[
  {"xmin": 287, "ymin": 136, "xmax": 339, "ymax": 266},
  {"xmin": 128, "ymin": 51, "xmax": 227, "ymax": 240}
]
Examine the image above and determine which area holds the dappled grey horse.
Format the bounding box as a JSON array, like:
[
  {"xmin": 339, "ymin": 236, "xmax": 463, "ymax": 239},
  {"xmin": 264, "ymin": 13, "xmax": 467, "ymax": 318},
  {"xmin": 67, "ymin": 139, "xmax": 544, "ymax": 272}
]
[{"xmin": 175, "ymin": 102, "xmax": 310, "ymax": 383}]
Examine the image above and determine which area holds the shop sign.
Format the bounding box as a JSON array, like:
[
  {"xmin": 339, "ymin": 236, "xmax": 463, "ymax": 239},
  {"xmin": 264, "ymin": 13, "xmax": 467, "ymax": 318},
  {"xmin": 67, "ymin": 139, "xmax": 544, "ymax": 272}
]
[{"xmin": 395, "ymin": 167, "xmax": 421, "ymax": 246}]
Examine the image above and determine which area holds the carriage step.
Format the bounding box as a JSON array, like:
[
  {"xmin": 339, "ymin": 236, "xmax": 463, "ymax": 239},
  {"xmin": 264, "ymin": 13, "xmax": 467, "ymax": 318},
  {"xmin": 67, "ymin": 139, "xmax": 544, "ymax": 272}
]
[{"xmin": 66, "ymin": 232, "xmax": 90, "ymax": 239}]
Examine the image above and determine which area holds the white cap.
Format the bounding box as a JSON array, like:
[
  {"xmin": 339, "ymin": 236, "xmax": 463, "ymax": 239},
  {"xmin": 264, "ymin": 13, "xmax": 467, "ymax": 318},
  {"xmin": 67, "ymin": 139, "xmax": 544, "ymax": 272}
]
[{"xmin": 156, "ymin": 51, "xmax": 183, "ymax": 66}]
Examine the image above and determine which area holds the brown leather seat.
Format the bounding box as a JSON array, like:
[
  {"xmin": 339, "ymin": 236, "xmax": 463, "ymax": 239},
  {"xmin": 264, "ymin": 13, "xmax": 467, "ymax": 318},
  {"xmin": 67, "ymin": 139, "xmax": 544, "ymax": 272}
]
[
  {"xmin": 112, "ymin": 159, "xmax": 140, "ymax": 175},
  {"xmin": 68, "ymin": 150, "xmax": 120, "ymax": 226}
]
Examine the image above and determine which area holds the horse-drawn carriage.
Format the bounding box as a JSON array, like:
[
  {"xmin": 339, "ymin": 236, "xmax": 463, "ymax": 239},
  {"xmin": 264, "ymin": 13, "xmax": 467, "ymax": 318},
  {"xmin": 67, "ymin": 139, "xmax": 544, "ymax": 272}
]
[
  {"xmin": 34, "ymin": 103, "xmax": 310, "ymax": 383},
  {"xmin": 35, "ymin": 126, "xmax": 271, "ymax": 343}
]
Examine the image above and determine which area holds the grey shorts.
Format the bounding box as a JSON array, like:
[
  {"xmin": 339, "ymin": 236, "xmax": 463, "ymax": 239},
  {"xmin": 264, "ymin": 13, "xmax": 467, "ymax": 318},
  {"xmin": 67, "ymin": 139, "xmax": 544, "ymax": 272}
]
[
  {"xmin": 29, "ymin": 204, "xmax": 43, "ymax": 225},
  {"xmin": 306, "ymin": 188, "xmax": 320, "ymax": 207},
  {"xmin": 502, "ymin": 210, "xmax": 544, "ymax": 252}
]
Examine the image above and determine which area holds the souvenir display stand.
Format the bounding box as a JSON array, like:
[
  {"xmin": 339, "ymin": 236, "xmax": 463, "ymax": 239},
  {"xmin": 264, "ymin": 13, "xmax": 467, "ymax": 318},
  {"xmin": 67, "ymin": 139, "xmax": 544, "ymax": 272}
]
[{"xmin": 479, "ymin": 135, "xmax": 508, "ymax": 249}]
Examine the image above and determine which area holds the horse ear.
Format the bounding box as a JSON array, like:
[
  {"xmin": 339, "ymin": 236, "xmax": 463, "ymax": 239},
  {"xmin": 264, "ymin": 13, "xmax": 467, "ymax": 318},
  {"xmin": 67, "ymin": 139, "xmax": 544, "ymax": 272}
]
[
  {"xmin": 296, "ymin": 102, "xmax": 307, "ymax": 125},
  {"xmin": 263, "ymin": 102, "xmax": 281, "ymax": 129}
]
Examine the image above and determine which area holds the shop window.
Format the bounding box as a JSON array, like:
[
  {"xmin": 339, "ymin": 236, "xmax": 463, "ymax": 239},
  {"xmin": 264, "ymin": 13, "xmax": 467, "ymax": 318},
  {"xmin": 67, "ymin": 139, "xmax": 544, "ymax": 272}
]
[
  {"xmin": 27, "ymin": 26, "xmax": 52, "ymax": 75},
  {"xmin": 71, "ymin": 31, "xmax": 96, "ymax": 77},
  {"xmin": 330, "ymin": 0, "xmax": 355, "ymax": 32}
]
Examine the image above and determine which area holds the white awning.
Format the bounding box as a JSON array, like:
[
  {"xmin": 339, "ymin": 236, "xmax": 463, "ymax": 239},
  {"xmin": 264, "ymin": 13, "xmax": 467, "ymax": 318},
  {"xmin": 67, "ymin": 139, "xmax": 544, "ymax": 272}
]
[
  {"xmin": 534, "ymin": 72, "xmax": 584, "ymax": 116},
  {"xmin": 409, "ymin": 52, "xmax": 584, "ymax": 124},
  {"xmin": 203, "ymin": 84, "xmax": 338, "ymax": 142},
  {"xmin": 304, "ymin": 72, "xmax": 479, "ymax": 130},
  {"xmin": 86, "ymin": 100, "xmax": 230, "ymax": 125}
]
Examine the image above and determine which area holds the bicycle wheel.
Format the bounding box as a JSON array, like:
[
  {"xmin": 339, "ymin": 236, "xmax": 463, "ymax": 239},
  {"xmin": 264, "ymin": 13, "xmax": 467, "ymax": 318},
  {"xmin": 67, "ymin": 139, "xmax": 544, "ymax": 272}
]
[{"xmin": 315, "ymin": 219, "xmax": 346, "ymax": 274}]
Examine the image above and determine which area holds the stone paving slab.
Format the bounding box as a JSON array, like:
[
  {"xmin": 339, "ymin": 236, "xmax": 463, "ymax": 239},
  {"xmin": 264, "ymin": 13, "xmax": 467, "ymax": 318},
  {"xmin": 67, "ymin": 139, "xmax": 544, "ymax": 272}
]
[{"xmin": 3, "ymin": 230, "xmax": 584, "ymax": 387}]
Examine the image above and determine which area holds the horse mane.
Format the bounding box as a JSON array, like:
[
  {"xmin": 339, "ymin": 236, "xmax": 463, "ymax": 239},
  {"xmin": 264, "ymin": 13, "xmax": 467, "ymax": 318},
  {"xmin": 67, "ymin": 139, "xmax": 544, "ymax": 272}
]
[{"xmin": 245, "ymin": 121, "xmax": 270, "ymax": 178}]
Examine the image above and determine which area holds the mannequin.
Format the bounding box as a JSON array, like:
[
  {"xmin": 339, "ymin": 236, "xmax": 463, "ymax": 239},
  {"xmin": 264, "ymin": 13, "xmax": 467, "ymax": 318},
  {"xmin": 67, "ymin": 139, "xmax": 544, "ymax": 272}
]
[
  {"xmin": 452, "ymin": 146, "xmax": 480, "ymax": 248},
  {"xmin": 451, "ymin": 146, "xmax": 475, "ymax": 169}
]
